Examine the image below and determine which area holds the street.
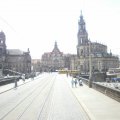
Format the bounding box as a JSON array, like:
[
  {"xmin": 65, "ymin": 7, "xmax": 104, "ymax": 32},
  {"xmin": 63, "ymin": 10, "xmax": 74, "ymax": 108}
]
[{"xmin": 0, "ymin": 73, "xmax": 90, "ymax": 120}]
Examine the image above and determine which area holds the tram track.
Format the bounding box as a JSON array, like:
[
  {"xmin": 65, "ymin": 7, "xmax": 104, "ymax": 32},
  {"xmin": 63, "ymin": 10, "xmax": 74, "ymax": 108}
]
[
  {"xmin": 37, "ymin": 74, "xmax": 56, "ymax": 120},
  {"xmin": 0, "ymin": 75, "xmax": 49, "ymax": 110},
  {"xmin": 0, "ymin": 74, "xmax": 56, "ymax": 120},
  {"xmin": 16, "ymin": 75, "xmax": 56, "ymax": 120},
  {"xmin": 0, "ymin": 73, "xmax": 91, "ymax": 120}
]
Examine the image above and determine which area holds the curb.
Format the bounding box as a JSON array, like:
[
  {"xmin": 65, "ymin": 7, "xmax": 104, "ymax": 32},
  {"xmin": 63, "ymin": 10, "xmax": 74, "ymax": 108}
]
[
  {"xmin": 66, "ymin": 78, "xmax": 96, "ymax": 120},
  {"xmin": 72, "ymin": 90, "xmax": 96, "ymax": 120}
]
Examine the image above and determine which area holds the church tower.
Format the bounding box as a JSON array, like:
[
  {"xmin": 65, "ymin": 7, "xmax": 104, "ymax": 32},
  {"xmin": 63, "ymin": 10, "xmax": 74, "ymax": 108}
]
[
  {"xmin": 77, "ymin": 12, "xmax": 89, "ymax": 58},
  {"xmin": 0, "ymin": 31, "xmax": 6, "ymax": 55},
  {"xmin": 0, "ymin": 31, "xmax": 6, "ymax": 72},
  {"xmin": 52, "ymin": 41, "xmax": 61, "ymax": 55}
]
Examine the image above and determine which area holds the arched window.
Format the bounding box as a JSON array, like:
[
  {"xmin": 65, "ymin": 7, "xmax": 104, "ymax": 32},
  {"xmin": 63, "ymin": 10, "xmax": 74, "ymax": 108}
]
[{"xmin": 81, "ymin": 38, "xmax": 82, "ymax": 43}]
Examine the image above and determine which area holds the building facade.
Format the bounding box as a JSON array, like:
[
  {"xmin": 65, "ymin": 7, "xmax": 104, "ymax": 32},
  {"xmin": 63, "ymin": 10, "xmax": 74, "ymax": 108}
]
[
  {"xmin": 77, "ymin": 12, "xmax": 119, "ymax": 73},
  {"xmin": 41, "ymin": 41, "xmax": 64, "ymax": 71},
  {"xmin": 0, "ymin": 31, "xmax": 31, "ymax": 75},
  {"xmin": 31, "ymin": 59, "xmax": 42, "ymax": 72}
]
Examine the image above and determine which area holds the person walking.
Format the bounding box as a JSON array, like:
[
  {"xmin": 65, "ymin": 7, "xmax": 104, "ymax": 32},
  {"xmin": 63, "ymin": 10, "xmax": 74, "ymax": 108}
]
[
  {"xmin": 79, "ymin": 79, "xmax": 83, "ymax": 86},
  {"xmin": 71, "ymin": 76, "xmax": 78, "ymax": 88},
  {"xmin": 71, "ymin": 77, "xmax": 75, "ymax": 88},
  {"xmin": 14, "ymin": 79, "xmax": 17, "ymax": 88},
  {"xmin": 74, "ymin": 78, "xmax": 78, "ymax": 87}
]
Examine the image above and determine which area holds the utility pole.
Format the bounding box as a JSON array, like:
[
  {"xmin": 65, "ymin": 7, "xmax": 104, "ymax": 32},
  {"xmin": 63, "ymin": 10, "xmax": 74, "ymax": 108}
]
[{"xmin": 89, "ymin": 41, "xmax": 92, "ymax": 88}]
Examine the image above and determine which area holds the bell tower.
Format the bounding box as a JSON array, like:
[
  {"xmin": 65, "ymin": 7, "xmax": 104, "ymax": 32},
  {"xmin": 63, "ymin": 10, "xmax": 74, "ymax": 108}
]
[
  {"xmin": 0, "ymin": 31, "xmax": 6, "ymax": 71},
  {"xmin": 77, "ymin": 11, "xmax": 89, "ymax": 45},
  {"xmin": 77, "ymin": 11, "xmax": 89, "ymax": 58},
  {"xmin": 0, "ymin": 31, "xmax": 6, "ymax": 55}
]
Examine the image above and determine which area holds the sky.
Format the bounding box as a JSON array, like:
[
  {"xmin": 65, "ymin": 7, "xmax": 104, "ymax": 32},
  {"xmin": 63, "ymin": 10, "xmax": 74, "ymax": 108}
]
[{"xmin": 0, "ymin": 0, "xmax": 120, "ymax": 59}]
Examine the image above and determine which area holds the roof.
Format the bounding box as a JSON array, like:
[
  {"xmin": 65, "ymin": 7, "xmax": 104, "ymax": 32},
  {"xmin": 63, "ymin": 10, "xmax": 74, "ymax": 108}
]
[
  {"xmin": 7, "ymin": 49, "xmax": 24, "ymax": 55},
  {"xmin": 51, "ymin": 41, "xmax": 63, "ymax": 55}
]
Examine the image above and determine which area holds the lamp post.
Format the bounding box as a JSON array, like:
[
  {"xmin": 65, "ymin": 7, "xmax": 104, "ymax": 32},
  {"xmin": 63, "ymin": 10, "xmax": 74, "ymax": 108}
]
[{"xmin": 89, "ymin": 41, "xmax": 92, "ymax": 88}]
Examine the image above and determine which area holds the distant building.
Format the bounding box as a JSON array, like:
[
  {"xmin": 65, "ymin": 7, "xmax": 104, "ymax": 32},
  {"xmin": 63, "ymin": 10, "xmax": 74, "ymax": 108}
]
[
  {"xmin": 69, "ymin": 54, "xmax": 78, "ymax": 70},
  {"xmin": 77, "ymin": 12, "xmax": 119, "ymax": 73},
  {"xmin": 5, "ymin": 49, "xmax": 31, "ymax": 74},
  {"xmin": 31, "ymin": 59, "xmax": 41, "ymax": 72},
  {"xmin": 63, "ymin": 54, "xmax": 72, "ymax": 70},
  {"xmin": 41, "ymin": 41, "xmax": 64, "ymax": 71},
  {"xmin": 0, "ymin": 31, "xmax": 31, "ymax": 75}
]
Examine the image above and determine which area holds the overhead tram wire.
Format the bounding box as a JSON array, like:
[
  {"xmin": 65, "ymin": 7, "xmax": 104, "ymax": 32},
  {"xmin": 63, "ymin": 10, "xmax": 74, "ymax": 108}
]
[
  {"xmin": 0, "ymin": 15, "xmax": 27, "ymax": 54},
  {"xmin": 0, "ymin": 15, "xmax": 24, "ymax": 47},
  {"xmin": 0, "ymin": 15, "xmax": 16, "ymax": 33}
]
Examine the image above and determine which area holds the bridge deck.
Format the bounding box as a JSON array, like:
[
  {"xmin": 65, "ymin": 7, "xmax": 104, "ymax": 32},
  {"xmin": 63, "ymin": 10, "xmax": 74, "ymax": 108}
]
[
  {"xmin": 0, "ymin": 73, "xmax": 120, "ymax": 120},
  {"xmin": 66, "ymin": 75, "xmax": 120, "ymax": 120}
]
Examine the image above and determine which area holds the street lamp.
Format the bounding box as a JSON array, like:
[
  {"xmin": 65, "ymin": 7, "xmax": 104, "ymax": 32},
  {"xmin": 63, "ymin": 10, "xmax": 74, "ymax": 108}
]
[{"xmin": 89, "ymin": 41, "xmax": 92, "ymax": 88}]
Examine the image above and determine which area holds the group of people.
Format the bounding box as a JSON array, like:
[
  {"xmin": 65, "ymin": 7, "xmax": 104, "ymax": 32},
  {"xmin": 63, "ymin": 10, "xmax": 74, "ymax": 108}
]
[{"xmin": 71, "ymin": 76, "xmax": 83, "ymax": 88}]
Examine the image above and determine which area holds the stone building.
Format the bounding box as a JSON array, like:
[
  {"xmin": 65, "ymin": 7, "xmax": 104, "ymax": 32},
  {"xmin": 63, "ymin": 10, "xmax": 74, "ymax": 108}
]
[
  {"xmin": 69, "ymin": 54, "xmax": 78, "ymax": 70},
  {"xmin": 77, "ymin": 12, "xmax": 119, "ymax": 73},
  {"xmin": 41, "ymin": 41, "xmax": 64, "ymax": 71},
  {"xmin": 0, "ymin": 31, "xmax": 31, "ymax": 75},
  {"xmin": 5, "ymin": 49, "xmax": 31, "ymax": 74},
  {"xmin": 63, "ymin": 54, "xmax": 73, "ymax": 70},
  {"xmin": 31, "ymin": 59, "xmax": 42, "ymax": 72}
]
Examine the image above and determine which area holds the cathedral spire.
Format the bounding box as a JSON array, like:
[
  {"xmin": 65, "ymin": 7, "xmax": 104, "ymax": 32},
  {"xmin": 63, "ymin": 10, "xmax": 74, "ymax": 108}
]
[
  {"xmin": 77, "ymin": 11, "xmax": 89, "ymax": 46},
  {"xmin": 78, "ymin": 11, "xmax": 85, "ymax": 30},
  {"xmin": 80, "ymin": 10, "xmax": 83, "ymax": 17},
  {"xmin": 54, "ymin": 41, "xmax": 58, "ymax": 48},
  {"xmin": 52, "ymin": 41, "xmax": 60, "ymax": 53}
]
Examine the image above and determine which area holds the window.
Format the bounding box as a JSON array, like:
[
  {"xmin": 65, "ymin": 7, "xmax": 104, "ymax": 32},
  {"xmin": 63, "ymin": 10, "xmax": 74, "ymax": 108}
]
[{"xmin": 1, "ymin": 40, "xmax": 3, "ymax": 43}]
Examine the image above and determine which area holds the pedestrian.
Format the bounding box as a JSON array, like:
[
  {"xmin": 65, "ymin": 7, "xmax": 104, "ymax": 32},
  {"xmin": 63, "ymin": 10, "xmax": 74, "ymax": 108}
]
[
  {"xmin": 74, "ymin": 78, "xmax": 78, "ymax": 87},
  {"xmin": 79, "ymin": 79, "xmax": 83, "ymax": 86},
  {"xmin": 71, "ymin": 76, "xmax": 78, "ymax": 88},
  {"xmin": 31, "ymin": 74, "xmax": 34, "ymax": 80},
  {"xmin": 71, "ymin": 77, "xmax": 75, "ymax": 88},
  {"xmin": 22, "ymin": 74, "xmax": 25, "ymax": 82},
  {"xmin": 66, "ymin": 72, "xmax": 68, "ymax": 77},
  {"xmin": 14, "ymin": 79, "xmax": 17, "ymax": 88}
]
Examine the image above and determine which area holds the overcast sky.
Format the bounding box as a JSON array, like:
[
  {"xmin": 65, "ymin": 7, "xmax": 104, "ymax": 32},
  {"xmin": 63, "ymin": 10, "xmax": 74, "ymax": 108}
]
[{"xmin": 0, "ymin": 0, "xmax": 120, "ymax": 59}]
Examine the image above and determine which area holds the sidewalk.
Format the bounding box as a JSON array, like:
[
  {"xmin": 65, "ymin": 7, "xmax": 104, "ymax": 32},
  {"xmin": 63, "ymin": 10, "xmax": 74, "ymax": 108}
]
[
  {"xmin": 0, "ymin": 78, "xmax": 32, "ymax": 94},
  {"xmin": 65, "ymin": 75, "xmax": 120, "ymax": 120},
  {"xmin": 0, "ymin": 73, "xmax": 46, "ymax": 94}
]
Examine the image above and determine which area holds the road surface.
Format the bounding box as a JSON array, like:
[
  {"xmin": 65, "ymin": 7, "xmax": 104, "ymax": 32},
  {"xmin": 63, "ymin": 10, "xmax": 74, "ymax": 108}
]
[{"xmin": 0, "ymin": 73, "xmax": 90, "ymax": 120}]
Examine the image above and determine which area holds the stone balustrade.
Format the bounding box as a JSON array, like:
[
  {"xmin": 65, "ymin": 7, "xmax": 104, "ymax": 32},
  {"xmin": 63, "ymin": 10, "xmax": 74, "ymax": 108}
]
[{"xmin": 81, "ymin": 77, "xmax": 120, "ymax": 102}]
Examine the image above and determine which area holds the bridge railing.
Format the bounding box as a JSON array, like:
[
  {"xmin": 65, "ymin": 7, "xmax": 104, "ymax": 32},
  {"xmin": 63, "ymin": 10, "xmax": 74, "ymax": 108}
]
[
  {"xmin": 80, "ymin": 77, "xmax": 120, "ymax": 102},
  {"xmin": 0, "ymin": 76, "xmax": 20, "ymax": 86}
]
